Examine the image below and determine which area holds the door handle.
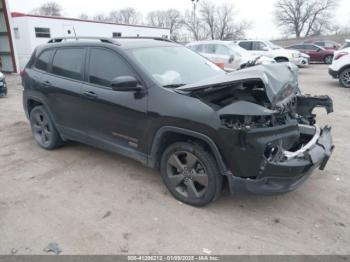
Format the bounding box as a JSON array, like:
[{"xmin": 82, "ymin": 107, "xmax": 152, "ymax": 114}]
[
  {"xmin": 42, "ymin": 81, "xmax": 52, "ymax": 88},
  {"xmin": 82, "ymin": 91, "xmax": 98, "ymax": 99}
]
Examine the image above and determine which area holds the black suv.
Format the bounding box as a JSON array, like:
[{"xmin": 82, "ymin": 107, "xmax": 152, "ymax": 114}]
[{"xmin": 22, "ymin": 37, "xmax": 334, "ymax": 206}]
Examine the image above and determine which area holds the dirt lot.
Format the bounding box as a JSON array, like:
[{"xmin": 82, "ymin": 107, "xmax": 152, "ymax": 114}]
[{"xmin": 0, "ymin": 65, "xmax": 349, "ymax": 255}]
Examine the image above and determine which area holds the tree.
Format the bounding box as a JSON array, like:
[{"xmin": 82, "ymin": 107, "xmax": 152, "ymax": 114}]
[
  {"xmin": 118, "ymin": 8, "xmax": 142, "ymax": 25},
  {"xmin": 146, "ymin": 9, "xmax": 182, "ymax": 37},
  {"xmin": 199, "ymin": 1, "xmax": 250, "ymax": 40},
  {"xmin": 275, "ymin": 0, "xmax": 337, "ymax": 38},
  {"xmin": 183, "ymin": 9, "xmax": 207, "ymax": 41},
  {"xmin": 78, "ymin": 13, "xmax": 89, "ymax": 20},
  {"xmin": 31, "ymin": 1, "xmax": 63, "ymax": 16}
]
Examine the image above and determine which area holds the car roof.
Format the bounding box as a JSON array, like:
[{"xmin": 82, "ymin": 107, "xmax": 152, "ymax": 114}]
[{"xmin": 40, "ymin": 37, "xmax": 180, "ymax": 52}]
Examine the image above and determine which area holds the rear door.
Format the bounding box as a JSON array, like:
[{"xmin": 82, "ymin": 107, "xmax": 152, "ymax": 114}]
[
  {"xmin": 304, "ymin": 44, "xmax": 321, "ymax": 61},
  {"xmin": 80, "ymin": 47, "xmax": 148, "ymax": 152},
  {"xmin": 46, "ymin": 47, "xmax": 88, "ymax": 134}
]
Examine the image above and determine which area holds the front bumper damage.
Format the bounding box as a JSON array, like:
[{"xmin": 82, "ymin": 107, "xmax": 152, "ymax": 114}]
[
  {"xmin": 225, "ymin": 95, "xmax": 334, "ymax": 195},
  {"xmin": 228, "ymin": 125, "xmax": 334, "ymax": 194}
]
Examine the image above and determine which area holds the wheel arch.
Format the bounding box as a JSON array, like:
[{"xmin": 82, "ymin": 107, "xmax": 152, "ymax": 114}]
[
  {"xmin": 25, "ymin": 95, "xmax": 58, "ymax": 126},
  {"xmin": 148, "ymin": 126, "xmax": 229, "ymax": 175}
]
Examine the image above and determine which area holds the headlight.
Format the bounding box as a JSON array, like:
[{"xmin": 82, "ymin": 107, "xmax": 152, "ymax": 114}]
[{"xmin": 292, "ymin": 53, "xmax": 300, "ymax": 58}]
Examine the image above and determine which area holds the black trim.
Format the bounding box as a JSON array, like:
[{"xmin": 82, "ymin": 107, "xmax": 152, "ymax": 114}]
[{"xmin": 148, "ymin": 126, "xmax": 229, "ymax": 175}]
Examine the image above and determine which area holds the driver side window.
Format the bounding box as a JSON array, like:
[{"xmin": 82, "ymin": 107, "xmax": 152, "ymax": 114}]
[{"xmin": 88, "ymin": 48, "xmax": 136, "ymax": 87}]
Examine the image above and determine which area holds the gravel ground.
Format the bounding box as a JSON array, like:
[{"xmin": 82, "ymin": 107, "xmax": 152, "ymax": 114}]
[{"xmin": 0, "ymin": 64, "xmax": 349, "ymax": 255}]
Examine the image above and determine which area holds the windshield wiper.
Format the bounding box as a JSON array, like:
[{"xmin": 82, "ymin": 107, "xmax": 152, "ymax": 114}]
[{"xmin": 163, "ymin": 84, "xmax": 186, "ymax": 88}]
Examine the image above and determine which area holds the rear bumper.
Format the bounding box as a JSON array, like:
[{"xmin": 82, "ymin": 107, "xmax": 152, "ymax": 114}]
[{"xmin": 228, "ymin": 126, "xmax": 334, "ymax": 195}]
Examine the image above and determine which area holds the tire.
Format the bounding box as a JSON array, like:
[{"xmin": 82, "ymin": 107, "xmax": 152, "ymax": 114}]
[
  {"xmin": 339, "ymin": 68, "xmax": 350, "ymax": 88},
  {"xmin": 160, "ymin": 142, "xmax": 223, "ymax": 206},
  {"xmin": 29, "ymin": 106, "xmax": 63, "ymax": 150},
  {"xmin": 324, "ymin": 55, "xmax": 333, "ymax": 64},
  {"xmin": 275, "ymin": 57, "xmax": 289, "ymax": 63}
]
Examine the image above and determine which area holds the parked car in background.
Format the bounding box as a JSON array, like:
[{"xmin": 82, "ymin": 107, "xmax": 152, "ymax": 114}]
[
  {"xmin": 186, "ymin": 40, "xmax": 274, "ymax": 71},
  {"xmin": 22, "ymin": 37, "xmax": 334, "ymax": 206},
  {"xmin": 235, "ymin": 40, "xmax": 305, "ymax": 67},
  {"xmin": 0, "ymin": 71, "xmax": 7, "ymax": 98},
  {"xmin": 339, "ymin": 39, "xmax": 350, "ymax": 50},
  {"xmin": 313, "ymin": 40, "xmax": 340, "ymax": 50},
  {"xmin": 329, "ymin": 47, "xmax": 350, "ymax": 88},
  {"xmin": 286, "ymin": 43, "xmax": 334, "ymax": 64},
  {"xmin": 300, "ymin": 53, "xmax": 310, "ymax": 67}
]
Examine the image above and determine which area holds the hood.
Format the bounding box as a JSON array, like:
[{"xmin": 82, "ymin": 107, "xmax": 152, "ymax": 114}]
[{"xmin": 177, "ymin": 63, "xmax": 299, "ymax": 106}]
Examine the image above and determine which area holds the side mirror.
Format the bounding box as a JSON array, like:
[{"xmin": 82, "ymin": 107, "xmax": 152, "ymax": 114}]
[
  {"xmin": 111, "ymin": 76, "xmax": 142, "ymax": 92},
  {"xmin": 317, "ymin": 48, "xmax": 322, "ymax": 52},
  {"xmin": 228, "ymin": 54, "xmax": 235, "ymax": 63},
  {"xmin": 262, "ymin": 46, "xmax": 269, "ymax": 51}
]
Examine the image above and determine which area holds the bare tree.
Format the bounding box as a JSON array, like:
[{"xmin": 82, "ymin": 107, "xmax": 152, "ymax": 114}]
[
  {"xmin": 118, "ymin": 8, "xmax": 142, "ymax": 25},
  {"xmin": 275, "ymin": 0, "xmax": 337, "ymax": 38},
  {"xmin": 78, "ymin": 13, "xmax": 89, "ymax": 20},
  {"xmin": 93, "ymin": 14, "xmax": 109, "ymax": 22},
  {"xmin": 31, "ymin": 1, "xmax": 62, "ymax": 16},
  {"xmin": 199, "ymin": 1, "xmax": 250, "ymax": 40},
  {"xmin": 199, "ymin": 0, "xmax": 216, "ymax": 39},
  {"xmin": 183, "ymin": 9, "xmax": 207, "ymax": 41},
  {"xmin": 146, "ymin": 9, "xmax": 182, "ymax": 36}
]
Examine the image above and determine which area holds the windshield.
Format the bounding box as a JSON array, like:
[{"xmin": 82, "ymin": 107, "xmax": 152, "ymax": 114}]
[
  {"xmin": 128, "ymin": 46, "xmax": 225, "ymax": 87},
  {"xmin": 265, "ymin": 41, "xmax": 282, "ymax": 50}
]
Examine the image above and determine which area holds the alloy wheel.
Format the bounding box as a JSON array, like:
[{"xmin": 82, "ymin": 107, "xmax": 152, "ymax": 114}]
[
  {"xmin": 325, "ymin": 55, "xmax": 333, "ymax": 64},
  {"xmin": 166, "ymin": 151, "xmax": 209, "ymax": 200},
  {"xmin": 32, "ymin": 111, "xmax": 52, "ymax": 146},
  {"xmin": 340, "ymin": 70, "xmax": 350, "ymax": 87}
]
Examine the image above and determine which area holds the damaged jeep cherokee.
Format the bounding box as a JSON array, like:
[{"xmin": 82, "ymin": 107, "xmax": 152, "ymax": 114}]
[{"xmin": 22, "ymin": 37, "xmax": 334, "ymax": 206}]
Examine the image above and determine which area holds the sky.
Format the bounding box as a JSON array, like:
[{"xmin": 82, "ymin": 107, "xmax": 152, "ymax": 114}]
[{"xmin": 7, "ymin": 0, "xmax": 350, "ymax": 39}]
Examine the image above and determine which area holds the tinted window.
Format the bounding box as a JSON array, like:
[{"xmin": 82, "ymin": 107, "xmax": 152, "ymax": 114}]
[
  {"xmin": 88, "ymin": 48, "xmax": 135, "ymax": 87},
  {"xmin": 35, "ymin": 49, "xmax": 54, "ymax": 71},
  {"xmin": 238, "ymin": 41, "xmax": 251, "ymax": 50},
  {"xmin": 305, "ymin": 45, "xmax": 319, "ymax": 51},
  {"xmin": 215, "ymin": 45, "xmax": 231, "ymax": 56},
  {"xmin": 52, "ymin": 48, "xmax": 85, "ymax": 80},
  {"xmin": 252, "ymin": 41, "xmax": 268, "ymax": 51},
  {"xmin": 290, "ymin": 45, "xmax": 304, "ymax": 49}
]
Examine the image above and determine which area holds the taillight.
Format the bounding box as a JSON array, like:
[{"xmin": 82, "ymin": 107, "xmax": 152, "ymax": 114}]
[
  {"xmin": 20, "ymin": 68, "xmax": 25, "ymax": 77},
  {"xmin": 335, "ymin": 52, "xmax": 348, "ymax": 60}
]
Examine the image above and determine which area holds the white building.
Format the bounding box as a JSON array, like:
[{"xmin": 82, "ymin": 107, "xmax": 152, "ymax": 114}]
[{"xmin": 11, "ymin": 12, "xmax": 170, "ymax": 69}]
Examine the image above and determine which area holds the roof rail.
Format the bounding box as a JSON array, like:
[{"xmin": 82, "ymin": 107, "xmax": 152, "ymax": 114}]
[
  {"xmin": 48, "ymin": 37, "xmax": 120, "ymax": 45},
  {"xmin": 116, "ymin": 36, "xmax": 173, "ymax": 42}
]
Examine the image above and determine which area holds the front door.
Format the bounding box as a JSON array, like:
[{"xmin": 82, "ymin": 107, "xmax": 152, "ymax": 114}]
[{"xmin": 80, "ymin": 47, "xmax": 148, "ymax": 154}]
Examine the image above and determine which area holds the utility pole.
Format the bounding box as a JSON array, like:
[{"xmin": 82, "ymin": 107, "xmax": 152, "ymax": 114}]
[{"xmin": 191, "ymin": 0, "xmax": 200, "ymax": 40}]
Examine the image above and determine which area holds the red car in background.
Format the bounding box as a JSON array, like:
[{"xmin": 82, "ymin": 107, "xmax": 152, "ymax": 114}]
[
  {"xmin": 286, "ymin": 43, "xmax": 334, "ymax": 64},
  {"xmin": 314, "ymin": 40, "xmax": 341, "ymax": 50}
]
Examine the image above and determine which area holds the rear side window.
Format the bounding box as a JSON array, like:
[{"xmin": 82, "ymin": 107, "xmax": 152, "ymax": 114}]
[
  {"xmin": 52, "ymin": 48, "xmax": 85, "ymax": 81},
  {"xmin": 88, "ymin": 48, "xmax": 135, "ymax": 87},
  {"xmin": 238, "ymin": 41, "xmax": 252, "ymax": 50},
  {"xmin": 34, "ymin": 49, "xmax": 54, "ymax": 71},
  {"xmin": 215, "ymin": 44, "xmax": 231, "ymax": 56}
]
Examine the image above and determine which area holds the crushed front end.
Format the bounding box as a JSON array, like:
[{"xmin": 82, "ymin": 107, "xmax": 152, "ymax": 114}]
[{"xmin": 179, "ymin": 63, "xmax": 335, "ymax": 195}]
